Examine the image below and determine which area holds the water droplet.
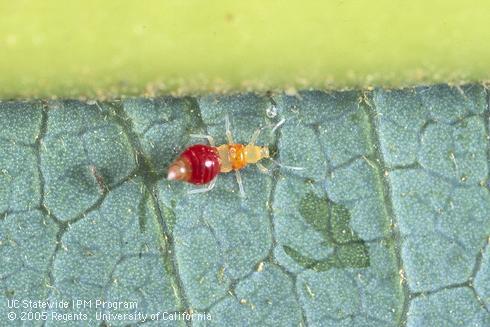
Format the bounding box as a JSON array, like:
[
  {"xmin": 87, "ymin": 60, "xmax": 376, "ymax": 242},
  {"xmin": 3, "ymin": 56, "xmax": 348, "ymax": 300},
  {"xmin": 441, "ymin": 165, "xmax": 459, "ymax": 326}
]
[{"xmin": 266, "ymin": 104, "xmax": 277, "ymax": 118}]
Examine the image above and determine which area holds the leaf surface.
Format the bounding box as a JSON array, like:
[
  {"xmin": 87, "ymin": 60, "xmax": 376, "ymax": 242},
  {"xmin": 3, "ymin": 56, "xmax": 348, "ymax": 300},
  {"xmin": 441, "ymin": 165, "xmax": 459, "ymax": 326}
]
[{"xmin": 0, "ymin": 85, "xmax": 489, "ymax": 326}]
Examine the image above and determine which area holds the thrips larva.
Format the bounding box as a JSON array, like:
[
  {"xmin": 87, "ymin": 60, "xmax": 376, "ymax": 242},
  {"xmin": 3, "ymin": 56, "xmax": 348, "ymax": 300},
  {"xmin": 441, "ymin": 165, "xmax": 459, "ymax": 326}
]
[{"xmin": 167, "ymin": 116, "xmax": 302, "ymax": 197}]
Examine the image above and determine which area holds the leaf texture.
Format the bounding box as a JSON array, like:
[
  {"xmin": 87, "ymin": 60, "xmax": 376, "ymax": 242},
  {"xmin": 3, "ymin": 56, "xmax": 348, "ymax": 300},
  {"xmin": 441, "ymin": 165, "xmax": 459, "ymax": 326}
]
[{"xmin": 0, "ymin": 84, "xmax": 489, "ymax": 326}]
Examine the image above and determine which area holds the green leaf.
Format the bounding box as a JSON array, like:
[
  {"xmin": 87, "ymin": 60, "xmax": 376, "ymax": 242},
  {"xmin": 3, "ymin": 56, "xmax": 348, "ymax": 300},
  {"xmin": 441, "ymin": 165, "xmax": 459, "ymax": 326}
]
[
  {"xmin": 1, "ymin": 84, "xmax": 489, "ymax": 326},
  {"xmin": 3, "ymin": 1, "xmax": 490, "ymax": 97}
]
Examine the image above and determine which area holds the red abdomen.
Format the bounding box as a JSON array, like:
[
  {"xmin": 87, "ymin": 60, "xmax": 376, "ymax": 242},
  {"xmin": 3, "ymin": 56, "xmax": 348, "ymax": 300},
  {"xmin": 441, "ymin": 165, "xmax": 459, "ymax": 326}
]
[{"xmin": 181, "ymin": 144, "xmax": 221, "ymax": 184}]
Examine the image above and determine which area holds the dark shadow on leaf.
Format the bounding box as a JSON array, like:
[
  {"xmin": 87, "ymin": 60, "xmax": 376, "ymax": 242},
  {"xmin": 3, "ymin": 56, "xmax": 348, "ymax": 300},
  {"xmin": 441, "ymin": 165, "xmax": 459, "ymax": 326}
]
[{"xmin": 284, "ymin": 192, "xmax": 370, "ymax": 271}]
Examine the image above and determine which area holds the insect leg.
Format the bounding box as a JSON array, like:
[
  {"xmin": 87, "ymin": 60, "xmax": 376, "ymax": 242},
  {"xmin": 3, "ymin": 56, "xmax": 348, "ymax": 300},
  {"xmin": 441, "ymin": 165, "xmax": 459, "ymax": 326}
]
[
  {"xmin": 189, "ymin": 134, "xmax": 215, "ymax": 146},
  {"xmin": 234, "ymin": 170, "xmax": 245, "ymax": 197},
  {"xmin": 225, "ymin": 115, "xmax": 234, "ymax": 144},
  {"xmin": 250, "ymin": 124, "xmax": 273, "ymax": 145},
  {"xmin": 249, "ymin": 128, "xmax": 261, "ymax": 145},
  {"xmin": 187, "ymin": 177, "xmax": 218, "ymax": 195},
  {"xmin": 256, "ymin": 162, "xmax": 270, "ymax": 174}
]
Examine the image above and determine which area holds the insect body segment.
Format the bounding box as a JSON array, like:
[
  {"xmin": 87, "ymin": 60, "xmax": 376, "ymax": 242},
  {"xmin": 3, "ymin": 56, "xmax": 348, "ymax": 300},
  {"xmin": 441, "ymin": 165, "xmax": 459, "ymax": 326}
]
[
  {"xmin": 167, "ymin": 144, "xmax": 220, "ymax": 185},
  {"xmin": 217, "ymin": 144, "xmax": 269, "ymax": 172}
]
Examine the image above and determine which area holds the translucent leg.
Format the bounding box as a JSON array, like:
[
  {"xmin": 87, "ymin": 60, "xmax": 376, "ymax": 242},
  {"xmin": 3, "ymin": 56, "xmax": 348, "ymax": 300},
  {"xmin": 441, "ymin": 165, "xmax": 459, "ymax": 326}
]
[
  {"xmin": 249, "ymin": 125, "xmax": 271, "ymax": 145},
  {"xmin": 235, "ymin": 170, "xmax": 245, "ymax": 197},
  {"xmin": 225, "ymin": 115, "xmax": 234, "ymax": 144},
  {"xmin": 256, "ymin": 162, "xmax": 270, "ymax": 174},
  {"xmin": 187, "ymin": 178, "xmax": 218, "ymax": 195},
  {"xmin": 189, "ymin": 134, "xmax": 215, "ymax": 146},
  {"xmin": 249, "ymin": 128, "xmax": 262, "ymax": 145}
]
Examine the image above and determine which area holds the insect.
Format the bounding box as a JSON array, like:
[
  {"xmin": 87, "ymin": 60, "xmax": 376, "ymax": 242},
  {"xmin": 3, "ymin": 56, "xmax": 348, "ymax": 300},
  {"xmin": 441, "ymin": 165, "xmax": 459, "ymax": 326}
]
[{"xmin": 167, "ymin": 115, "xmax": 302, "ymax": 197}]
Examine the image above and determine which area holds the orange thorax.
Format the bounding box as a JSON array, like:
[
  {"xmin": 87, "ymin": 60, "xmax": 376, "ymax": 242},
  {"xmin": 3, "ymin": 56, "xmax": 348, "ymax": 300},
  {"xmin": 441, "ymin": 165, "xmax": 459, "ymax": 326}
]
[{"xmin": 217, "ymin": 144, "xmax": 269, "ymax": 173}]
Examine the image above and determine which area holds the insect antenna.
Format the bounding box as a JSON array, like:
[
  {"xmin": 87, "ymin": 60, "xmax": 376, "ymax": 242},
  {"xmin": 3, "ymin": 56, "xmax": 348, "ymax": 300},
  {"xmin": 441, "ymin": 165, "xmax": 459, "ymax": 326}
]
[
  {"xmin": 249, "ymin": 118, "xmax": 285, "ymax": 145},
  {"xmin": 270, "ymin": 118, "xmax": 285, "ymax": 134},
  {"xmin": 258, "ymin": 117, "xmax": 304, "ymax": 171}
]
